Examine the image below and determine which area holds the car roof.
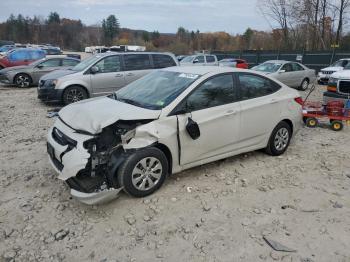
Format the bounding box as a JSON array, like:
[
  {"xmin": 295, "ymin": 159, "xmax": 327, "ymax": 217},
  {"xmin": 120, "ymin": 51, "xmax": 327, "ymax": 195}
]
[
  {"xmin": 263, "ymin": 60, "xmax": 295, "ymax": 64},
  {"xmin": 98, "ymin": 51, "xmax": 175, "ymax": 57},
  {"xmin": 162, "ymin": 66, "xmax": 244, "ymax": 75}
]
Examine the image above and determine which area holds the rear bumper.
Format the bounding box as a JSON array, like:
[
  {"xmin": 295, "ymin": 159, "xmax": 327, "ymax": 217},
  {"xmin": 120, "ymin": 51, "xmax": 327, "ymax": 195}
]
[{"xmin": 37, "ymin": 87, "xmax": 63, "ymax": 102}]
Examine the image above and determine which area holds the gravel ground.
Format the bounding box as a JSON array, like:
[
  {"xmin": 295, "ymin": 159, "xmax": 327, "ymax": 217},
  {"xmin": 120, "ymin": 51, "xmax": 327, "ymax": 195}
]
[{"xmin": 0, "ymin": 83, "xmax": 350, "ymax": 262}]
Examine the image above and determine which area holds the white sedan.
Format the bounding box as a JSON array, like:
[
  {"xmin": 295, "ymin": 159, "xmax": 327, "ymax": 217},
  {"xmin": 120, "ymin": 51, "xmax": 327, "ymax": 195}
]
[{"xmin": 47, "ymin": 66, "xmax": 302, "ymax": 204}]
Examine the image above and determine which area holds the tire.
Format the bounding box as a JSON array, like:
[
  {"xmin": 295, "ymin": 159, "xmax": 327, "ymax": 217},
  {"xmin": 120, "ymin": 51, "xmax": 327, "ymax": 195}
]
[
  {"xmin": 265, "ymin": 121, "xmax": 292, "ymax": 156},
  {"xmin": 299, "ymin": 78, "xmax": 309, "ymax": 91},
  {"xmin": 62, "ymin": 86, "xmax": 88, "ymax": 105},
  {"xmin": 306, "ymin": 117, "xmax": 318, "ymax": 128},
  {"xmin": 330, "ymin": 120, "xmax": 343, "ymax": 131},
  {"xmin": 117, "ymin": 147, "xmax": 168, "ymax": 197},
  {"xmin": 14, "ymin": 73, "xmax": 32, "ymax": 88}
]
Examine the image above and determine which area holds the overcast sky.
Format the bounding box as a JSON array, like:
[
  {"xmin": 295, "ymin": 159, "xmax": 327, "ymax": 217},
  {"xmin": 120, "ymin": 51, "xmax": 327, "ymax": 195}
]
[{"xmin": 0, "ymin": 0, "xmax": 271, "ymax": 34}]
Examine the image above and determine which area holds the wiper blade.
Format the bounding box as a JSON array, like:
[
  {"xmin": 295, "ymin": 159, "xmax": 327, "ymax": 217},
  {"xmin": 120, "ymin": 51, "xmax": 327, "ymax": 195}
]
[{"xmin": 117, "ymin": 97, "xmax": 143, "ymax": 107}]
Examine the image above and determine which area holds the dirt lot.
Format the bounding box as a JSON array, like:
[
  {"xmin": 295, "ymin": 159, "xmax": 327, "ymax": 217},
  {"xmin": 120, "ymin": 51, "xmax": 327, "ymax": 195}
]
[{"xmin": 0, "ymin": 83, "xmax": 350, "ymax": 262}]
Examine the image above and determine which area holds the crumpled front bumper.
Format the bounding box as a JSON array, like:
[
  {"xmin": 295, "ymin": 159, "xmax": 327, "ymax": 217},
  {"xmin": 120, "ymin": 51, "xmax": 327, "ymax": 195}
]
[
  {"xmin": 47, "ymin": 118, "xmax": 123, "ymax": 205},
  {"xmin": 70, "ymin": 188, "xmax": 123, "ymax": 205}
]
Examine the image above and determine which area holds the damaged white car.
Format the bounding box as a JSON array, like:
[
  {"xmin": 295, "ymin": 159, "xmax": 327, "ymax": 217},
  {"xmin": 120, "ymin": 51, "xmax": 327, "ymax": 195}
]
[{"xmin": 47, "ymin": 66, "xmax": 302, "ymax": 204}]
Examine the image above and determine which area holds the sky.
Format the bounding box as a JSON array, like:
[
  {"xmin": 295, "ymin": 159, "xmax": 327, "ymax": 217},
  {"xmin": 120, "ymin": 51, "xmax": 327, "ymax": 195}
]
[{"xmin": 0, "ymin": 0, "xmax": 271, "ymax": 34}]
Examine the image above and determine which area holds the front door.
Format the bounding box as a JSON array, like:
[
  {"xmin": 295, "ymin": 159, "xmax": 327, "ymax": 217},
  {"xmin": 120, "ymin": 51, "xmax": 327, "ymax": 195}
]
[
  {"xmin": 178, "ymin": 74, "xmax": 241, "ymax": 165},
  {"xmin": 32, "ymin": 58, "xmax": 61, "ymax": 83},
  {"xmin": 90, "ymin": 55, "xmax": 126, "ymax": 95}
]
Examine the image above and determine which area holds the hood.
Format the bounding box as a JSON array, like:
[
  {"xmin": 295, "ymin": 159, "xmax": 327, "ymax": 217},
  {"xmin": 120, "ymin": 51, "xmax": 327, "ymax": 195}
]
[
  {"xmin": 40, "ymin": 69, "xmax": 76, "ymax": 81},
  {"xmin": 0, "ymin": 65, "xmax": 29, "ymax": 73},
  {"xmin": 321, "ymin": 66, "xmax": 343, "ymax": 72},
  {"xmin": 58, "ymin": 97, "xmax": 161, "ymax": 134},
  {"xmin": 331, "ymin": 70, "xmax": 350, "ymax": 79}
]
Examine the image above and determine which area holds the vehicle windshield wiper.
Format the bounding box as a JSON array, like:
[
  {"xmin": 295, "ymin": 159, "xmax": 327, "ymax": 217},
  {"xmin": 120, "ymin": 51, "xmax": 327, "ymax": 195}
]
[{"xmin": 117, "ymin": 97, "xmax": 144, "ymax": 108}]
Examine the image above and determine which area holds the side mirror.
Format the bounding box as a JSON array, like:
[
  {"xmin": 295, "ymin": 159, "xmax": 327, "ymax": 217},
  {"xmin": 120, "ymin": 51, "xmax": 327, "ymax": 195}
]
[
  {"xmin": 279, "ymin": 69, "xmax": 286, "ymax": 73},
  {"xmin": 90, "ymin": 66, "xmax": 99, "ymax": 74},
  {"xmin": 186, "ymin": 117, "xmax": 200, "ymax": 140},
  {"xmin": 193, "ymin": 59, "xmax": 199, "ymax": 64}
]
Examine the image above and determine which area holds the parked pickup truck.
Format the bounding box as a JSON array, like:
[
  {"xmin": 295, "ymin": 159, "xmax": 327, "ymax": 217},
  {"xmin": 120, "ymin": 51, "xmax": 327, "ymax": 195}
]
[{"xmin": 323, "ymin": 67, "xmax": 350, "ymax": 104}]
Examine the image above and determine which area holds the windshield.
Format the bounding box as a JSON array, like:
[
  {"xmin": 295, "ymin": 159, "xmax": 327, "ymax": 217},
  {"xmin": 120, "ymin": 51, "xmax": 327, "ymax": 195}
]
[
  {"xmin": 331, "ymin": 60, "xmax": 345, "ymax": 67},
  {"xmin": 71, "ymin": 55, "xmax": 101, "ymax": 72},
  {"xmin": 114, "ymin": 70, "xmax": 201, "ymax": 110},
  {"xmin": 181, "ymin": 56, "xmax": 195, "ymax": 63},
  {"xmin": 254, "ymin": 62, "xmax": 282, "ymax": 73}
]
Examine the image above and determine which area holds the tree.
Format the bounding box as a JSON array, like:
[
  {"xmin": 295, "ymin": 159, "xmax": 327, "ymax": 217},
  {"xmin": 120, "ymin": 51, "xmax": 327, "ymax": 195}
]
[
  {"xmin": 47, "ymin": 12, "xmax": 60, "ymax": 24},
  {"xmin": 102, "ymin": 15, "xmax": 120, "ymax": 45},
  {"xmin": 334, "ymin": 0, "xmax": 350, "ymax": 45},
  {"xmin": 243, "ymin": 28, "xmax": 254, "ymax": 49},
  {"xmin": 142, "ymin": 31, "xmax": 150, "ymax": 42}
]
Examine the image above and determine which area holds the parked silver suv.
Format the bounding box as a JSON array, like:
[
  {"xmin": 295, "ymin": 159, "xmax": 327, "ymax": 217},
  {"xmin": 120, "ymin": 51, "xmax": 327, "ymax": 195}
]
[{"xmin": 37, "ymin": 52, "xmax": 178, "ymax": 104}]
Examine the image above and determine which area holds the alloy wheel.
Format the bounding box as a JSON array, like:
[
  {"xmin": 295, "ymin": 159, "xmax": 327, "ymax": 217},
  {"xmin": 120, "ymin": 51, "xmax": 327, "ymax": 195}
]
[
  {"xmin": 66, "ymin": 88, "xmax": 84, "ymax": 103},
  {"xmin": 274, "ymin": 127, "xmax": 289, "ymax": 151},
  {"xmin": 131, "ymin": 157, "xmax": 163, "ymax": 191},
  {"xmin": 16, "ymin": 75, "xmax": 30, "ymax": 88}
]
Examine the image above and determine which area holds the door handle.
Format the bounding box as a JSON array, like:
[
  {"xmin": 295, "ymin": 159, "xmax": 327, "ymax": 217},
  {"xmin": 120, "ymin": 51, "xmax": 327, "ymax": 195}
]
[
  {"xmin": 126, "ymin": 73, "xmax": 134, "ymax": 76},
  {"xmin": 115, "ymin": 73, "xmax": 123, "ymax": 77},
  {"xmin": 224, "ymin": 109, "xmax": 237, "ymax": 116},
  {"xmin": 270, "ymin": 99, "xmax": 278, "ymax": 104}
]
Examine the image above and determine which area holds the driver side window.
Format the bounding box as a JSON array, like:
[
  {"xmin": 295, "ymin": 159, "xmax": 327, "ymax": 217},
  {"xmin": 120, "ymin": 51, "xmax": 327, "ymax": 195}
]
[
  {"xmin": 281, "ymin": 63, "xmax": 293, "ymax": 72},
  {"xmin": 185, "ymin": 74, "xmax": 236, "ymax": 112},
  {"xmin": 196, "ymin": 56, "xmax": 205, "ymax": 63},
  {"xmin": 94, "ymin": 56, "xmax": 121, "ymax": 73}
]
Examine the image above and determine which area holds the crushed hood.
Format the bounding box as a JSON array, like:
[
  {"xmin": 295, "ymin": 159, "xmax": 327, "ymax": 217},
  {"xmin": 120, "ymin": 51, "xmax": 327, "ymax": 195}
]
[
  {"xmin": 321, "ymin": 66, "xmax": 343, "ymax": 72},
  {"xmin": 58, "ymin": 97, "xmax": 161, "ymax": 134}
]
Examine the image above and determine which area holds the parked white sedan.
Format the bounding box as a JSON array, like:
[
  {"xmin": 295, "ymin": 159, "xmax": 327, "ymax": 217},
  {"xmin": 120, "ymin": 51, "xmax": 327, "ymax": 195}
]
[{"xmin": 47, "ymin": 66, "xmax": 302, "ymax": 204}]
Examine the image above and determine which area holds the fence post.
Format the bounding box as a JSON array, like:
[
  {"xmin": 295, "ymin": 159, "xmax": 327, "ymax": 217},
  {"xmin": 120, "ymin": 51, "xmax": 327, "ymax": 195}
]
[
  {"xmin": 301, "ymin": 48, "xmax": 306, "ymax": 64},
  {"xmin": 330, "ymin": 48, "xmax": 336, "ymax": 65},
  {"xmin": 239, "ymin": 49, "xmax": 242, "ymax": 59},
  {"xmin": 277, "ymin": 49, "xmax": 280, "ymax": 60},
  {"xmin": 256, "ymin": 50, "xmax": 260, "ymax": 66}
]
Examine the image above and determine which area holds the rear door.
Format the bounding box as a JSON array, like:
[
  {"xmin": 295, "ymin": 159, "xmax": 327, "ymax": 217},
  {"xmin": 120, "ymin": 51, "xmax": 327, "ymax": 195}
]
[
  {"xmin": 123, "ymin": 54, "xmax": 153, "ymax": 85},
  {"xmin": 237, "ymin": 72, "xmax": 282, "ymax": 148},
  {"xmin": 90, "ymin": 55, "xmax": 125, "ymax": 95},
  {"xmin": 290, "ymin": 62, "xmax": 306, "ymax": 87}
]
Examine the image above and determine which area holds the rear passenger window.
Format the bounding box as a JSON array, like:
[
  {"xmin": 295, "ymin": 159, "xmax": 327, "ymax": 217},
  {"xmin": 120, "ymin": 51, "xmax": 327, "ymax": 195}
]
[
  {"xmin": 124, "ymin": 54, "xmax": 152, "ymax": 71},
  {"xmin": 152, "ymin": 54, "xmax": 176, "ymax": 68},
  {"xmin": 206, "ymin": 56, "xmax": 215, "ymax": 63},
  {"xmin": 62, "ymin": 59, "xmax": 79, "ymax": 66},
  {"xmin": 238, "ymin": 73, "xmax": 280, "ymax": 100},
  {"xmin": 186, "ymin": 74, "xmax": 236, "ymax": 111},
  {"xmin": 292, "ymin": 63, "xmax": 304, "ymax": 71}
]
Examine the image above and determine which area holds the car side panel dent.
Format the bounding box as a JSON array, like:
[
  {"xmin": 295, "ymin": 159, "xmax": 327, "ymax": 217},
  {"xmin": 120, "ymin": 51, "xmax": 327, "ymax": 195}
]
[{"xmin": 123, "ymin": 117, "xmax": 180, "ymax": 173}]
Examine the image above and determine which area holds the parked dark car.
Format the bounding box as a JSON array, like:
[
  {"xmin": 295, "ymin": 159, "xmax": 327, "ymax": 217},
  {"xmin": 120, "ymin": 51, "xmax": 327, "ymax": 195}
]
[{"xmin": 0, "ymin": 48, "xmax": 46, "ymax": 69}]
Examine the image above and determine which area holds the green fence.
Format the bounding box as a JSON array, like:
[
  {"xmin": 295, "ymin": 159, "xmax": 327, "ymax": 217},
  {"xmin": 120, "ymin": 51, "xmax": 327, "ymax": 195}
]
[{"xmin": 212, "ymin": 50, "xmax": 350, "ymax": 72}]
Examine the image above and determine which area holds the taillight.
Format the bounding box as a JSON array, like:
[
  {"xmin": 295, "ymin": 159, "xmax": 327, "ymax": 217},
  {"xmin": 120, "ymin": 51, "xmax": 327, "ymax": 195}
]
[
  {"xmin": 294, "ymin": 97, "xmax": 303, "ymax": 105},
  {"xmin": 327, "ymin": 86, "xmax": 337, "ymax": 92}
]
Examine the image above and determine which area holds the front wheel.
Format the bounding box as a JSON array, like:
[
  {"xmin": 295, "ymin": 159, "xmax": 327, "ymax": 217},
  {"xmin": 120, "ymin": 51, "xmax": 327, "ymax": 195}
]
[
  {"xmin": 299, "ymin": 78, "xmax": 309, "ymax": 91},
  {"xmin": 62, "ymin": 86, "xmax": 88, "ymax": 105},
  {"xmin": 117, "ymin": 147, "xmax": 168, "ymax": 197},
  {"xmin": 14, "ymin": 73, "xmax": 32, "ymax": 88},
  {"xmin": 265, "ymin": 121, "xmax": 292, "ymax": 156}
]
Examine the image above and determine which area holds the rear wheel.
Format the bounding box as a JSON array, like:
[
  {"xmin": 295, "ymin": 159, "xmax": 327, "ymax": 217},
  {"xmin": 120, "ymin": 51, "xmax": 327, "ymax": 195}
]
[
  {"xmin": 265, "ymin": 121, "xmax": 292, "ymax": 156},
  {"xmin": 117, "ymin": 147, "xmax": 168, "ymax": 197},
  {"xmin": 299, "ymin": 78, "xmax": 309, "ymax": 91},
  {"xmin": 14, "ymin": 73, "xmax": 32, "ymax": 88},
  {"xmin": 62, "ymin": 86, "xmax": 88, "ymax": 105},
  {"xmin": 306, "ymin": 117, "xmax": 318, "ymax": 128},
  {"xmin": 330, "ymin": 120, "xmax": 343, "ymax": 131}
]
